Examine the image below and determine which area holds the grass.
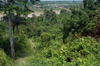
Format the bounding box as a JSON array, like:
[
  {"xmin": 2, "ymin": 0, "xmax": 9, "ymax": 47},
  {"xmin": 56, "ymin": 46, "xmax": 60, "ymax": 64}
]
[{"xmin": 15, "ymin": 58, "xmax": 24, "ymax": 66}]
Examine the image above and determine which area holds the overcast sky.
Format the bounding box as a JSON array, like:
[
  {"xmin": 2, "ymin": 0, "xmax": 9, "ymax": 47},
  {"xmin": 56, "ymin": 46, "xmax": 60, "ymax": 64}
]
[{"xmin": 40, "ymin": 0, "xmax": 83, "ymax": 1}]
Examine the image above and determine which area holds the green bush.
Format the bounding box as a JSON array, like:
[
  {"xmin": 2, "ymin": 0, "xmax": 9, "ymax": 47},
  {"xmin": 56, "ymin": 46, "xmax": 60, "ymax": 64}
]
[
  {"xmin": 41, "ymin": 32, "xmax": 51, "ymax": 42},
  {"xmin": 0, "ymin": 48, "xmax": 14, "ymax": 66},
  {"xmin": 0, "ymin": 49, "xmax": 7, "ymax": 66},
  {"xmin": 40, "ymin": 32, "xmax": 52, "ymax": 47}
]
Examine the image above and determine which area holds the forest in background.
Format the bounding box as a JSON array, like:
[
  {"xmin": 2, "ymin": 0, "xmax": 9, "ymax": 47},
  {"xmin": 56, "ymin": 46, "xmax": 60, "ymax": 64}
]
[{"xmin": 0, "ymin": 0, "xmax": 100, "ymax": 66}]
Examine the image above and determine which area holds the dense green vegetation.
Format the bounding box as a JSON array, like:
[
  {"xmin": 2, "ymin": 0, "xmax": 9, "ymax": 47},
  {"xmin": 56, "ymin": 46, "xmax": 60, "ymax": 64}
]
[
  {"xmin": 0, "ymin": 0, "xmax": 100, "ymax": 66},
  {"xmin": 26, "ymin": 37, "xmax": 100, "ymax": 66}
]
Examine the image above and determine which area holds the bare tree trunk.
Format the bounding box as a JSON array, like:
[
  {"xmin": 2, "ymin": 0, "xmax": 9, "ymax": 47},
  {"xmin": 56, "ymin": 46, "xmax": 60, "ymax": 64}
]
[{"xmin": 8, "ymin": 0, "xmax": 15, "ymax": 59}]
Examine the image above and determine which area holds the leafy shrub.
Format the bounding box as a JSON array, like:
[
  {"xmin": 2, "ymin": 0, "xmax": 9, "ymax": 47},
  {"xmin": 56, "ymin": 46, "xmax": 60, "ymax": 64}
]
[
  {"xmin": 40, "ymin": 32, "xmax": 52, "ymax": 47},
  {"xmin": 0, "ymin": 48, "xmax": 14, "ymax": 66},
  {"xmin": 41, "ymin": 32, "xmax": 51, "ymax": 42},
  {"xmin": 0, "ymin": 48, "xmax": 7, "ymax": 66}
]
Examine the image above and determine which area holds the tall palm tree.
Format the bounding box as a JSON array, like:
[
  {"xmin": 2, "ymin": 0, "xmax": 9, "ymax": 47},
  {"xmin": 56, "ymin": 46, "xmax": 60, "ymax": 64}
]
[{"xmin": 3, "ymin": 15, "xmax": 27, "ymax": 43}]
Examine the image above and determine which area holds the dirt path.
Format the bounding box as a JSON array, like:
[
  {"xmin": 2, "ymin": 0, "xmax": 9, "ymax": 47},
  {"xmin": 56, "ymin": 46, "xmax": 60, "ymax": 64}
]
[
  {"xmin": 15, "ymin": 39, "xmax": 35, "ymax": 66},
  {"xmin": 30, "ymin": 39, "xmax": 36, "ymax": 52},
  {"xmin": 30, "ymin": 39, "xmax": 35, "ymax": 47},
  {"xmin": 15, "ymin": 54, "xmax": 28, "ymax": 66},
  {"xmin": 22, "ymin": 40, "xmax": 35, "ymax": 65},
  {"xmin": 22, "ymin": 56, "xmax": 27, "ymax": 64}
]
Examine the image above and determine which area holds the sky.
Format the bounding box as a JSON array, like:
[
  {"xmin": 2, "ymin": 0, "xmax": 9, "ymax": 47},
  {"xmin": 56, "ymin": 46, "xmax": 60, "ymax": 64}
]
[{"xmin": 40, "ymin": 0, "xmax": 83, "ymax": 1}]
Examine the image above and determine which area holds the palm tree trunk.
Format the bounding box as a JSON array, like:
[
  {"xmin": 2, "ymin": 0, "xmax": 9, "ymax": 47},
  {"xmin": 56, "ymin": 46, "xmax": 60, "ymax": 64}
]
[
  {"xmin": 8, "ymin": 11, "xmax": 15, "ymax": 59},
  {"xmin": 8, "ymin": 0, "xmax": 15, "ymax": 59}
]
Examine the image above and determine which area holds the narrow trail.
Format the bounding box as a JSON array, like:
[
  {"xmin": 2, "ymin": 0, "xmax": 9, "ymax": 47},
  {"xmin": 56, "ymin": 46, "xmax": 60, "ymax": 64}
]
[
  {"xmin": 15, "ymin": 39, "xmax": 35, "ymax": 66},
  {"xmin": 22, "ymin": 40, "xmax": 35, "ymax": 65},
  {"xmin": 30, "ymin": 39, "xmax": 35, "ymax": 47},
  {"xmin": 22, "ymin": 54, "xmax": 27, "ymax": 64},
  {"xmin": 30, "ymin": 39, "xmax": 36, "ymax": 52}
]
